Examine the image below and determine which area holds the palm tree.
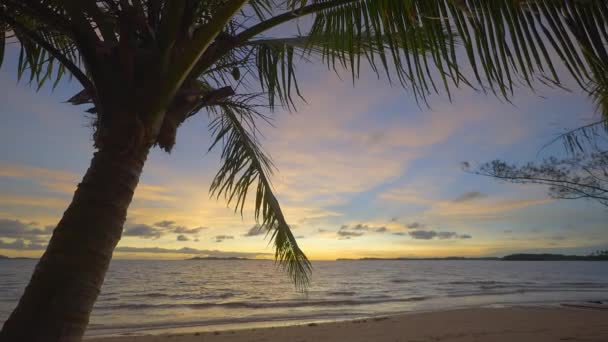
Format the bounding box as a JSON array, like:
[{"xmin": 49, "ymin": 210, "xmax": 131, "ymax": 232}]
[{"xmin": 0, "ymin": 0, "xmax": 606, "ymax": 340}]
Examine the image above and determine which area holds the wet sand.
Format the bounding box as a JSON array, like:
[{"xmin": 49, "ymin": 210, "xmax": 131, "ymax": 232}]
[{"xmin": 87, "ymin": 306, "xmax": 608, "ymax": 342}]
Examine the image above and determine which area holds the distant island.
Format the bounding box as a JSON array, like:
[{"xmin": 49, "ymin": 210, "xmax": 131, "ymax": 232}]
[
  {"xmin": 187, "ymin": 256, "xmax": 251, "ymax": 261},
  {"xmin": 502, "ymin": 253, "xmax": 608, "ymax": 261},
  {"xmin": 337, "ymin": 257, "xmax": 501, "ymax": 261},
  {"xmin": 338, "ymin": 252, "xmax": 608, "ymax": 261},
  {"xmin": 0, "ymin": 255, "xmax": 37, "ymax": 260}
]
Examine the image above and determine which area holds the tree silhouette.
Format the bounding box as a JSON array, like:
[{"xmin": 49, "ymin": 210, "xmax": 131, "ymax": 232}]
[{"xmin": 467, "ymin": 155, "xmax": 608, "ymax": 207}]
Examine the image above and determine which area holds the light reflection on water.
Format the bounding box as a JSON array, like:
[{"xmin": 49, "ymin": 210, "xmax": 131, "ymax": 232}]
[{"xmin": 1, "ymin": 259, "xmax": 607, "ymax": 336}]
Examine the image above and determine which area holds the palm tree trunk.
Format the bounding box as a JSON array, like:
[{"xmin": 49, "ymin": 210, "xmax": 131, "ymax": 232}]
[{"xmin": 0, "ymin": 144, "xmax": 150, "ymax": 342}]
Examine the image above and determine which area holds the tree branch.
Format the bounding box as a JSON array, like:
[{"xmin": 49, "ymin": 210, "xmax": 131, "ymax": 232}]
[
  {"xmin": 236, "ymin": 0, "xmax": 357, "ymax": 42},
  {"xmin": 146, "ymin": 0, "xmax": 249, "ymax": 138},
  {"xmin": 190, "ymin": 0, "xmax": 358, "ymax": 80}
]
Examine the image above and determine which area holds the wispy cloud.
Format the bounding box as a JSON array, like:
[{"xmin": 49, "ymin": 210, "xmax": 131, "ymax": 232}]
[
  {"xmin": 452, "ymin": 191, "xmax": 487, "ymax": 203},
  {"xmin": 214, "ymin": 235, "xmax": 234, "ymax": 243},
  {"xmin": 123, "ymin": 221, "xmax": 207, "ymax": 240},
  {"xmin": 406, "ymin": 222, "xmax": 426, "ymax": 229},
  {"xmin": 114, "ymin": 246, "xmax": 270, "ymax": 258},
  {"xmin": 380, "ymin": 187, "xmax": 552, "ymax": 221},
  {"xmin": 0, "ymin": 163, "xmax": 77, "ymax": 182},
  {"xmin": 0, "ymin": 194, "xmax": 68, "ymax": 209},
  {"xmin": 243, "ymin": 225, "xmax": 264, "ymax": 237},
  {"xmin": 123, "ymin": 224, "xmax": 163, "ymax": 239},
  {"xmin": 408, "ymin": 230, "xmax": 472, "ymax": 240},
  {"xmin": 336, "ymin": 224, "xmax": 389, "ymax": 239},
  {"xmin": 0, "ymin": 218, "xmax": 53, "ymax": 238}
]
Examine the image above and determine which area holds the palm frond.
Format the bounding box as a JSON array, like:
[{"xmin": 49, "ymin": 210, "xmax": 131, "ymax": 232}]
[
  {"xmin": 236, "ymin": 0, "xmax": 608, "ymax": 104},
  {"xmin": 0, "ymin": 3, "xmax": 87, "ymax": 91},
  {"xmin": 207, "ymin": 99, "xmax": 312, "ymax": 289}
]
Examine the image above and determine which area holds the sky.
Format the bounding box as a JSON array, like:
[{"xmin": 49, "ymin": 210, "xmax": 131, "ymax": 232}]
[{"xmin": 0, "ymin": 37, "xmax": 607, "ymax": 261}]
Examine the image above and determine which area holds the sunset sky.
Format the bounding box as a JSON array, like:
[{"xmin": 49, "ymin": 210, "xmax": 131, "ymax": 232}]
[{"xmin": 0, "ymin": 41, "xmax": 607, "ymax": 261}]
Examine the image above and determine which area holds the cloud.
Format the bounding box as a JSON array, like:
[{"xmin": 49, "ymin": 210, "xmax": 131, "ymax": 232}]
[
  {"xmin": 408, "ymin": 230, "xmax": 472, "ymax": 240},
  {"xmin": 243, "ymin": 224, "xmax": 264, "ymax": 237},
  {"xmin": 336, "ymin": 224, "xmax": 389, "ymax": 239},
  {"xmin": 173, "ymin": 226, "xmax": 206, "ymax": 234},
  {"xmin": 0, "ymin": 239, "xmax": 46, "ymax": 250},
  {"xmin": 337, "ymin": 230, "xmax": 365, "ymax": 239},
  {"xmin": 382, "ymin": 188, "xmax": 552, "ymax": 219},
  {"xmin": 154, "ymin": 220, "xmax": 175, "ymax": 228},
  {"xmin": 176, "ymin": 235, "xmax": 189, "ymax": 241},
  {"xmin": 453, "ymin": 191, "xmax": 487, "ymax": 203},
  {"xmin": 0, "ymin": 163, "xmax": 77, "ymax": 183},
  {"xmin": 393, "ymin": 232, "xmax": 407, "ymax": 236},
  {"xmin": 123, "ymin": 224, "xmax": 163, "ymax": 239},
  {"xmin": 133, "ymin": 184, "xmax": 178, "ymax": 203},
  {"xmin": 350, "ymin": 224, "xmax": 388, "ymax": 232},
  {"xmin": 406, "ymin": 222, "xmax": 425, "ymax": 229},
  {"xmin": 0, "ymin": 195, "xmax": 68, "ymax": 209},
  {"xmin": 0, "ymin": 163, "xmax": 176, "ymax": 205},
  {"xmin": 214, "ymin": 235, "xmax": 234, "ymax": 243},
  {"xmin": 123, "ymin": 221, "xmax": 206, "ymax": 240},
  {"xmin": 0, "ymin": 219, "xmax": 53, "ymax": 239},
  {"xmin": 408, "ymin": 230, "xmax": 438, "ymax": 240},
  {"xmin": 114, "ymin": 246, "xmax": 271, "ymax": 258}
]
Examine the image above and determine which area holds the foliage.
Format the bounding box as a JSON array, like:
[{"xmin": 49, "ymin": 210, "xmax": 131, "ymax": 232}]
[
  {"xmin": 589, "ymin": 250, "xmax": 608, "ymax": 257},
  {"xmin": 469, "ymin": 155, "xmax": 608, "ymax": 207}
]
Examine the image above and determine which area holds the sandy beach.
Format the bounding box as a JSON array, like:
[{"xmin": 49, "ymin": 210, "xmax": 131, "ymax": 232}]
[{"xmin": 87, "ymin": 306, "xmax": 608, "ymax": 342}]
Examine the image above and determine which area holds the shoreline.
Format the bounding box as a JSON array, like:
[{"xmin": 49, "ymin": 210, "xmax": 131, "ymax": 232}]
[
  {"xmin": 83, "ymin": 294, "xmax": 608, "ymax": 338},
  {"xmin": 86, "ymin": 303, "xmax": 608, "ymax": 341}
]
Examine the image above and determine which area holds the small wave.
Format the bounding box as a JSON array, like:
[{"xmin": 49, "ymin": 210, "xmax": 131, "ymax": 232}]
[
  {"xmin": 479, "ymin": 283, "xmax": 608, "ymax": 291},
  {"xmin": 360, "ymin": 294, "xmax": 392, "ymax": 300},
  {"xmin": 390, "ymin": 279, "xmax": 413, "ymax": 284},
  {"xmin": 97, "ymin": 296, "xmax": 431, "ymax": 311},
  {"xmin": 558, "ymin": 282, "xmax": 608, "ymax": 287},
  {"xmin": 129, "ymin": 292, "xmax": 235, "ymax": 300},
  {"xmin": 445, "ymin": 280, "xmax": 508, "ymax": 286},
  {"xmin": 327, "ymin": 291, "xmax": 356, "ymax": 296}
]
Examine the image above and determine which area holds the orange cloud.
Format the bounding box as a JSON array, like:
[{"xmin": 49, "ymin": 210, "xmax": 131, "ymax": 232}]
[
  {"xmin": 0, "ymin": 194, "xmax": 68, "ymax": 208},
  {"xmin": 0, "ymin": 163, "xmax": 78, "ymax": 182}
]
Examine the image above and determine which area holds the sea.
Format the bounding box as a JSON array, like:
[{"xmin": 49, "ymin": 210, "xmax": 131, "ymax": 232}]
[{"xmin": 1, "ymin": 259, "xmax": 607, "ymax": 336}]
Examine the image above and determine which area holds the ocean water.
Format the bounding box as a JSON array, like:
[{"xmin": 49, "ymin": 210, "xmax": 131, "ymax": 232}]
[{"xmin": 1, "ymin": 259, "xmax": 607, "ymax": 336}]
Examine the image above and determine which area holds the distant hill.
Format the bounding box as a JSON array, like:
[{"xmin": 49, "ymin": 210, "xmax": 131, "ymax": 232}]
[
  {"xmin": 502, "ymin": 253, "xmax": 608, "ymax": 261},
  {"xmin": 187, "ymin": 256, "xmax": 251, "ymax": 261},
  {"xmin": 337, "ymin": 257, "xmax": 501, "ymax": 261},
  {"xmin": 0, "ymin": 255, "xmax": 37, "ymax": 260},
  {"xmin": 337, "ymin": 253, "xmax": 608, "ymax": 261}
]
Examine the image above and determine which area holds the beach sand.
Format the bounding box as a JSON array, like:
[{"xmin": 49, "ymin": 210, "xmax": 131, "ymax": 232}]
[{"xmin": 87, "ymin": 306, "xmax": 608, "ymax": 342}]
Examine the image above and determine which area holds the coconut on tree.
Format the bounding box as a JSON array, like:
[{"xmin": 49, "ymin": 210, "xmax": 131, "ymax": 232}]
[{"xmin": 0, "ymin": 0, "xmax": 606, "ymax": 341}]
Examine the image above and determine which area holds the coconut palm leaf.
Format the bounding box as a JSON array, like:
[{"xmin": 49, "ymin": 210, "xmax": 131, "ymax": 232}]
[
  {"xmin": 0, "ymin": 4, "xmax": 84, "ymax": 90},
  {"xmin": 208, "ymin": 99, "xmax": 312, "ymax": 289}
]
